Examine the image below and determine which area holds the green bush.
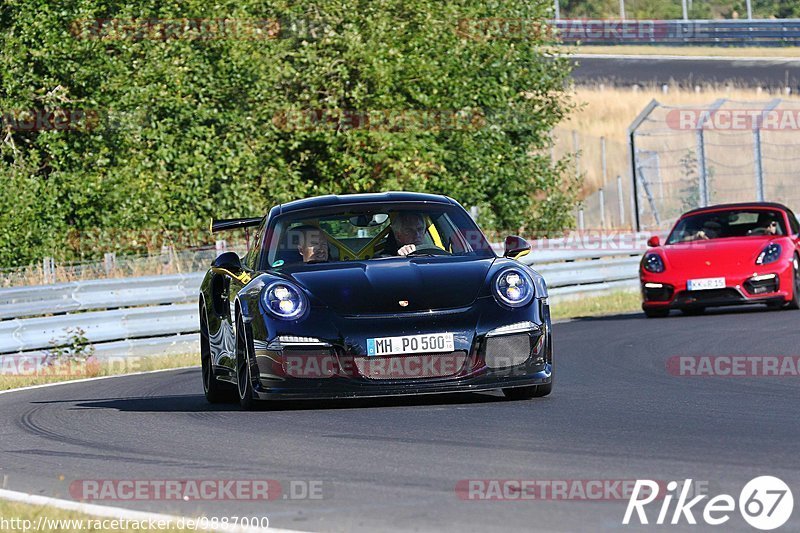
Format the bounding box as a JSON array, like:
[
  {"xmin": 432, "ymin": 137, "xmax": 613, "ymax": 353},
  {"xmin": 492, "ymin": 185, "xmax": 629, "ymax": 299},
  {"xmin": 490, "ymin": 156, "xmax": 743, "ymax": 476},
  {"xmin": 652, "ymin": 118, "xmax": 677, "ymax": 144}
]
[{"xmin": 0, "ymin": 0, "xmax": 577, "ymax": 267}]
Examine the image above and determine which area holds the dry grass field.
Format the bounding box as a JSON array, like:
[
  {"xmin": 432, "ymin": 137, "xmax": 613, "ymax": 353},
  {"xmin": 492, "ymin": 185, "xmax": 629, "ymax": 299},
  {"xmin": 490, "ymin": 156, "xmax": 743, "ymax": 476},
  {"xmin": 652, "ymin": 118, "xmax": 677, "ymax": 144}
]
[{"xmin": 557, "ymin": 85, "xmax": 800, "ymax": 196}]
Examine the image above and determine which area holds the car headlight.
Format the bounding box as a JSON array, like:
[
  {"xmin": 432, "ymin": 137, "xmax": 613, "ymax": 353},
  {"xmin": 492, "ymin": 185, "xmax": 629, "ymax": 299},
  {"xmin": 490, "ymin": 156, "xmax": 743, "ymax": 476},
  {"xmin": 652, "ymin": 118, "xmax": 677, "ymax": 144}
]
[
  {"xmin": 493, "ymin": 269, "xmax": 535, "ymax": 308},
  {"xmin": 756, "ymin": 243, "xmax": 782, "ymax": 265},
  {"xmin": 643, "ymin": 253, "xmax": 665, "ymax": 273},
  {"xmin": 262, "ymin": 281, "xmax": 307, "ymax": 320}
]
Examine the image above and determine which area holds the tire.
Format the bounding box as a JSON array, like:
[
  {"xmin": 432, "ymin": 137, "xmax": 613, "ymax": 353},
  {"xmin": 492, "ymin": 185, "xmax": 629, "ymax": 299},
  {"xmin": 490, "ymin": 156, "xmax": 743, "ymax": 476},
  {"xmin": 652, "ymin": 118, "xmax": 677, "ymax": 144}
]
[
  {"xmin": 200, "ymin": 308, "xmax": 232, "ymax": 403},
  {"xmin": 788, "ymin": 255, "xmax": 800, "ymax": 310},
  {"xmin": 644, "ymin": 308, "xmax": 669, "ymax": 318},
  {"xmin": 681, "ymin": 307, "xmax": 705, "ymax": 316},
  {"xmin": 235, "ymin": 313, "xmax": 259, "ymax": 410},
  {"xmin": 503, "ymin": 382, "xmax": 552, "ymax": 400}
]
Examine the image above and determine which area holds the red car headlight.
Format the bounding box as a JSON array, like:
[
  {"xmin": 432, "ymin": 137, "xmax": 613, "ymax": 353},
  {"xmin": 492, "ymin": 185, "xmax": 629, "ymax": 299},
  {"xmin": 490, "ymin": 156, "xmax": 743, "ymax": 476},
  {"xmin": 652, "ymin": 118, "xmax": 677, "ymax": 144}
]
[
  {"xmin": 756, "ymin": 243, "xmax": 782, "ymax": 265},
  {"xmin": 643, "ymin": 253, "xmax": 665, "ymax": 273}
]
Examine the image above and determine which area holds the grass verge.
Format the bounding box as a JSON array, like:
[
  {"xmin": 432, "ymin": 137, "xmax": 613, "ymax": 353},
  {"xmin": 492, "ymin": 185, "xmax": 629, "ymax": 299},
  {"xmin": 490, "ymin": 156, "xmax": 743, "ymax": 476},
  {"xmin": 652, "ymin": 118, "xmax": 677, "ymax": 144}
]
[
  {"xmin": 0, "ymin": 352, "xmax": 198, "ymax": 391},
  {"xmin": 0, "ymin": 500, "xmax": 200, "ymax": 532},
  {"xmin": 550, "ymin": 290, "xmax": 641, "ymax": 320}
]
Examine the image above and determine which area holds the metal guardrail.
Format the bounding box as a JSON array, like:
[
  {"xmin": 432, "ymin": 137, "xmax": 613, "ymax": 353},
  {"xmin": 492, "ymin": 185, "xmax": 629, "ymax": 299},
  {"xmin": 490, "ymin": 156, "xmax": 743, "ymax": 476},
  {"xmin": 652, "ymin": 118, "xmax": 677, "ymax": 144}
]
[
  {"xmin": 0, "ymin": 243, "xmax": 645, "ymax": 356},
  {"xmin": 533, "ymin": 256, "xmax": 641, "ymax": 288},
  {"xmin": 0, "ymin": 273, "xmax": 204, "ymax": 320},
  {"xmin": 522, "ymin": 234, "xmax": 647, "ymax": 299},
  {"xmin": 0, "ymin": 304, "xmax": 198, "ymax": 354},
  {"xmin": 553, "ymin": 19, "xmax": 800, "ymax": 46}
]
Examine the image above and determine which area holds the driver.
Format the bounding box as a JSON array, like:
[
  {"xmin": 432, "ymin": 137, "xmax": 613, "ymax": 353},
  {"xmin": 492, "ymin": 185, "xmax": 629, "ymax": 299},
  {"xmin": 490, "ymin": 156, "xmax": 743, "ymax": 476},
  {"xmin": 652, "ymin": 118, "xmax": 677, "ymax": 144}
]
[
  {"xmin": 765, "ymin": 220, "xmax": 780, "ymax": 235},
  {"xmin": 391, "ymin": 212, "xmax": 427, "ymax": 256},
  {"xmin": 750, "ymin": 214, "xmax": 781, "ymax": 236}
]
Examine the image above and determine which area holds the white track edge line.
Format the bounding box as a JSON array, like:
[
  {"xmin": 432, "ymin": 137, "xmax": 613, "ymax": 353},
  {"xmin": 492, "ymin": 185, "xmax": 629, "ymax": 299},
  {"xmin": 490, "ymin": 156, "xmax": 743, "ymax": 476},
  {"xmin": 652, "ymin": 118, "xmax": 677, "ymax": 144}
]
[
  {"xmin": 0, "ymin": 365, "xmax": 200, "ymax": 396},
  {"xmin": 0, "ymin": 369, "xmax": 314, "ymax": 532},
  {"xmin": 0, "ymin": 487, "xmax": 309, "ymax": 533}
]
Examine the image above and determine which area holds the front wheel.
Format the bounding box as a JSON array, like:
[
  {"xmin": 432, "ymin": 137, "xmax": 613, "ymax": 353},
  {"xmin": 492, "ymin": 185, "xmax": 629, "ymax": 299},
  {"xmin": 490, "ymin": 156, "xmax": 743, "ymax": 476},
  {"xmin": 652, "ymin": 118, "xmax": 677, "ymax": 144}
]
[
  {"xmin": 235, "ymin": 315, "xmax": 259, "ymax": 410},
  {"xmin": 503, "ymin": 382, "xmax": 552, "ymax": 400},
  {"xmin": 788, "ymin": 255, "xmax": 800, "ymax": 310},
  {"xmin": 201, "ymin": 309, "xmax": 233, "ymax": 403}
]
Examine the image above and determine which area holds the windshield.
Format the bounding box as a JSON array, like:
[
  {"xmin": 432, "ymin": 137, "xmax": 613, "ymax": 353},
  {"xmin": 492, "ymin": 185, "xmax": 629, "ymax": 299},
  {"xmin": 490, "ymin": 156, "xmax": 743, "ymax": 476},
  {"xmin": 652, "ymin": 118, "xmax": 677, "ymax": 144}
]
[
  {"xmin": 262, "ymin": 203, "xmax": 495, "ymax": 268},
  {"xmin": 666, "ymin": 209, "xmax": 786, "ymax": 244}
]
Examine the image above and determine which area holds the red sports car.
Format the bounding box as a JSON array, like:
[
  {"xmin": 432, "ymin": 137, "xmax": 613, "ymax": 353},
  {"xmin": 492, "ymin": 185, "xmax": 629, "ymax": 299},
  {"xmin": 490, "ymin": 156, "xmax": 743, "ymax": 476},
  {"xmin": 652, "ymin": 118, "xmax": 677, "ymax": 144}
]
[{"xmin": 640, "ymin": 202, "xmax": 800, "ymax": 317}]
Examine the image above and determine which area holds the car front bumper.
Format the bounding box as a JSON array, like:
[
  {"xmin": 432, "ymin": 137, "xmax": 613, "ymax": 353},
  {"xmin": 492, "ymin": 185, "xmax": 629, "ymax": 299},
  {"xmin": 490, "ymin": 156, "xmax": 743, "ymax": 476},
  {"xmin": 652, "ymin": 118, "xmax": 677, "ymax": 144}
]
[
  {"xmin": 235, "ymin": 296, "xmax": 553, "ymax": 400},
  {"xmin": 640, "ymin": 260, "xmax": 793, "ymax": 310}
]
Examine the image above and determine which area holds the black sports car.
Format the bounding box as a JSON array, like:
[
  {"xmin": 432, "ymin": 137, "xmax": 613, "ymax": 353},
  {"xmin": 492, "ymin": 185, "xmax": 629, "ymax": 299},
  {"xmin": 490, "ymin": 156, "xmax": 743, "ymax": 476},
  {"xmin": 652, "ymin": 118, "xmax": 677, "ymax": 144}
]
[{"xmin": 199, "ymin": 192, "xmax": 552, "ymax": 409}]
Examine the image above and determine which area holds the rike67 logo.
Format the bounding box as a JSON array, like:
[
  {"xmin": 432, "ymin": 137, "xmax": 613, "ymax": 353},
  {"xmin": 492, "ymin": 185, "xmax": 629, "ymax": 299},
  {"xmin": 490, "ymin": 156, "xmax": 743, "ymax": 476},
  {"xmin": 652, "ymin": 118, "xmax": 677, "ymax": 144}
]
[{"xmin": 624, "ymin": 477, "xmax": 793, "ymax": 530}]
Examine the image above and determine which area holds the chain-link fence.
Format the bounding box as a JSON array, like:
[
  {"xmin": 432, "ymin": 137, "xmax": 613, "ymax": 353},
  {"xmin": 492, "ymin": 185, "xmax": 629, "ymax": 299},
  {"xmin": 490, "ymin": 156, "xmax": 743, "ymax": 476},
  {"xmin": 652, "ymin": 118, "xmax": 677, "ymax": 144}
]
[
  {"xmin": 552, "ymin": 127, "xmax": 634, "ymax": 230},
  {"xmin": 630, "ymin": 98, "xmax": 800, "ymax": 231},
  {"xmin": 0, "ymin": 242, "xmax": 247, "ymax": 288}
]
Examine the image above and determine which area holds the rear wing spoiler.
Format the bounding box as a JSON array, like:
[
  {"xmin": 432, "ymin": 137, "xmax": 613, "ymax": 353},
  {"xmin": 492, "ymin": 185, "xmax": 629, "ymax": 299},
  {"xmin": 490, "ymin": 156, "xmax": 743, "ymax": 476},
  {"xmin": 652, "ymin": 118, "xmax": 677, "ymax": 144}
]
[{"xmin": 209, "ymin": 217, "xmax": 263, "ymax": 234}]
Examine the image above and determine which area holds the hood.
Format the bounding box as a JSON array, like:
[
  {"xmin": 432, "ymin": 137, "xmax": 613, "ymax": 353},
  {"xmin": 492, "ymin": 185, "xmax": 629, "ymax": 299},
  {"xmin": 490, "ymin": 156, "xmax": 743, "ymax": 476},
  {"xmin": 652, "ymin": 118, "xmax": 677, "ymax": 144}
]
[
  {"xmin": 662, "ymin": 236, "xmax": 782, "ymax": 270},
  {"xmin": 279, "ymin": 257, "xmax": 495, "ymax": 314}
]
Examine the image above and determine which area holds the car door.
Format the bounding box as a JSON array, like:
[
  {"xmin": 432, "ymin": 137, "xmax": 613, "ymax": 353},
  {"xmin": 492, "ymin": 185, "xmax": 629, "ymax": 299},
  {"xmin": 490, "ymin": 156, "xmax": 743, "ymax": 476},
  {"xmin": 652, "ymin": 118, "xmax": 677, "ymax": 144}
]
[{"xmin": 209, "ymin": 220, "xmax": 265, "ymax": 372}]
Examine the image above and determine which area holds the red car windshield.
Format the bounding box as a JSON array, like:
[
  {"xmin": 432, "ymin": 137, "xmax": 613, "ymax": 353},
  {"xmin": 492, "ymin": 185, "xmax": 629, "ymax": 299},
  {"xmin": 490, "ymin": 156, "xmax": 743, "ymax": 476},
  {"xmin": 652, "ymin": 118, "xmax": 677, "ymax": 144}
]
[{"xmin": 666, "ymin": 209, "xmax": 786, "ymax": 244}]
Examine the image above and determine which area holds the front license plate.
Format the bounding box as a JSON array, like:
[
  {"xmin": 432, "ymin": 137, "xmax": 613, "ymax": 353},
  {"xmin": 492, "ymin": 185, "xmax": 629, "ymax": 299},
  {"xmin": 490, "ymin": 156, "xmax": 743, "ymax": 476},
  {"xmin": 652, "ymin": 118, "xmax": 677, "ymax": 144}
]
[
  {"xmin": 367, "ymin": 333, "xmax": 455, "ymax": 356},
  {"xmin": 687, "ymin": 277, "xmax": 725, "ymax": 291}
]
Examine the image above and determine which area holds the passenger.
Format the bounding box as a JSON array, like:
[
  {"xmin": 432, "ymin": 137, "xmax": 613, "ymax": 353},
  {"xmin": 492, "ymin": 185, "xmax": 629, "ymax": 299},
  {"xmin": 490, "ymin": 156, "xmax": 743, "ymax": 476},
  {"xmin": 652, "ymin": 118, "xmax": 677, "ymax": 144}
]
[
  {"xmin": 682, "ymin": 220, "xmax": 721, "ymax": 241},
  {"xmin": 294, "ymin": 225, "xmax": 329, "ymax": 263}
]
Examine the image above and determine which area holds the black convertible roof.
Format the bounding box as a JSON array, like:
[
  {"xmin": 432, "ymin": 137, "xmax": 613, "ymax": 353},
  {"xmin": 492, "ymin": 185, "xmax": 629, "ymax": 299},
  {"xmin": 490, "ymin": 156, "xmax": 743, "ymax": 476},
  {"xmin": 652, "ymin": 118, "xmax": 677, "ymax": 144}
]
[
  {"xmin": 682, "ymin": 202, "xmax": 792, "ymax": 217},
  {"xmin": 277, "ymin": 192, "xmax": 456, "ymax": 214}
]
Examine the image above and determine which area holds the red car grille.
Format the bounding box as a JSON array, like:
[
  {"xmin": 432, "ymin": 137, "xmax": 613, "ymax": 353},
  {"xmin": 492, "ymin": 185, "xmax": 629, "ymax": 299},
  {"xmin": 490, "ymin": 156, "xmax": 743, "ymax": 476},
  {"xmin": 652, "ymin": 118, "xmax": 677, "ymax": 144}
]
[
  {"xmin": 675, "ymin": 288, "xmax": 743, "ymax": 305},
  {"xmin": 353, "ymin": 352, "xmax": 467, "ymax": 380}
]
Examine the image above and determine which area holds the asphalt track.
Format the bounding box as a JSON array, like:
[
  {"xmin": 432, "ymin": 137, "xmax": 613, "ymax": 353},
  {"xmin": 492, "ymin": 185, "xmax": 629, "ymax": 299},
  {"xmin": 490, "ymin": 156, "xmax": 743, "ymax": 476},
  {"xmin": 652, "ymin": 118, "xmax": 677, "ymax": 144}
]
[
  {"xmin": 571, "ymin": 55, "xmax": 800, "ymax": 88},
  {"xmin": 1, "ymin": 306, "xmax": 799, "ymax": 532}
]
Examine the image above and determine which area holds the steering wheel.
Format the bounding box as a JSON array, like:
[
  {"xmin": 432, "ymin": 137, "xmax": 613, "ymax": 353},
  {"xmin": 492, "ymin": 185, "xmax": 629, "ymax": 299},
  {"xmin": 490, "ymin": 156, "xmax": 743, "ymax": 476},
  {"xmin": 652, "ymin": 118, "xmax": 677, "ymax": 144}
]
[{"xmin": 407, "ymin": 244, "xmax": 451, "ymax": 256}]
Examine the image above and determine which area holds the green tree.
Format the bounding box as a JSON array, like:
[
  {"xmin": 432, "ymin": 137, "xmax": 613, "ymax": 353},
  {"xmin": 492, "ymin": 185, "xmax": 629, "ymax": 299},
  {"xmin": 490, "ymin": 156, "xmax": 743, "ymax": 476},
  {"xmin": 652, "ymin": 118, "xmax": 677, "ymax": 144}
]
[{"xmin": 0, "ymin": 0, "xmax": 577, "ymax": 267}]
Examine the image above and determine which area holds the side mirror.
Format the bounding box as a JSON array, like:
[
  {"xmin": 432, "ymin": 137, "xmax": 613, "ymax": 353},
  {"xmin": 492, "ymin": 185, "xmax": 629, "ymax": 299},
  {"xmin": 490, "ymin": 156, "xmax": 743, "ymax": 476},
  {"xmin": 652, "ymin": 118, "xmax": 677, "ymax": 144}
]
[
  {"xmin": 647, "ymin": 235, "xmax": 660, "ymax": 247},
  {"xmin": 213, "ymin": 251, "xmax": 242, "ymax": 271},
  {"xmin": 504, "ymin": 235, "xmax": 531, "ymax": 259},
  {"xmin": 211, "ymin": 252, "xmax": 251, "ymax": 283}
]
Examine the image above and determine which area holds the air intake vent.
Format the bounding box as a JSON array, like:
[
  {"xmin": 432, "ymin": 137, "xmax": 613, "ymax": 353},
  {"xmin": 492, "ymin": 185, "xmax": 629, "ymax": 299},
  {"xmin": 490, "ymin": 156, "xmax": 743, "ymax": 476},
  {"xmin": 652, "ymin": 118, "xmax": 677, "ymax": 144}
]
[{"xmin": 484, "ymin": 333, "xmax": 533, "ymax": 369}]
